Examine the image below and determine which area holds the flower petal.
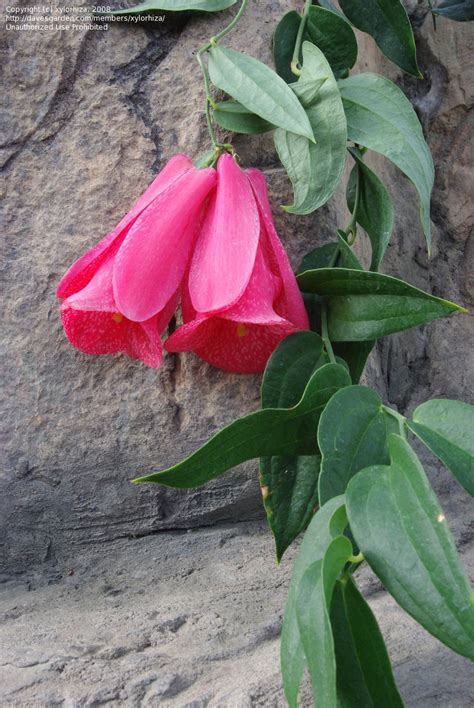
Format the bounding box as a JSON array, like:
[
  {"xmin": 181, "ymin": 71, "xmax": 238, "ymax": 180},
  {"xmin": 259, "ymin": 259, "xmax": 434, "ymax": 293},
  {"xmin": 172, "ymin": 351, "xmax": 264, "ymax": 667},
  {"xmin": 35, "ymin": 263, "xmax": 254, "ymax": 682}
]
[
  {"xmin": 113, "ymin": 167, "xmax": 217, "ymax": 322},
  {"xmin": 188, "ymin": 153, "xmax": 260, "ymax": 314},
  {"xmin": 165, "ymin": 316, "xmax": 297, "ymax": 374},
  {"xmin": 247, "ymin": 168, "xmax": 309, "ymax": 329},
  {"xmin": 61, "ymin": 308, "xmax": 164, "ymax": 368},
  {"xmin": 57, "ymin": 154, "xmax": 193, "ymax": 299}
]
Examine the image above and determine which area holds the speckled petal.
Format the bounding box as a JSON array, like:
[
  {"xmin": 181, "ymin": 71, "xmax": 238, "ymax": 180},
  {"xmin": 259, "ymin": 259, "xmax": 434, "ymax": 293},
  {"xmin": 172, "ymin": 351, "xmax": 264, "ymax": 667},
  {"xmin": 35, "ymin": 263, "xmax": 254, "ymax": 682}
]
[
  {"xmin": 113, "ymin": 167, "xmax": 217, "ymax": 322},
  {"xmin": 247, "ymin": 168, "xmax": 309, "ymax": 330},
  {"xmin": 188, "ymin": 154, "xmax": 260, "ymax": 314},
  {"xmin": 57, "ymin": 154, "xmax": 193, "ymax": 299}
]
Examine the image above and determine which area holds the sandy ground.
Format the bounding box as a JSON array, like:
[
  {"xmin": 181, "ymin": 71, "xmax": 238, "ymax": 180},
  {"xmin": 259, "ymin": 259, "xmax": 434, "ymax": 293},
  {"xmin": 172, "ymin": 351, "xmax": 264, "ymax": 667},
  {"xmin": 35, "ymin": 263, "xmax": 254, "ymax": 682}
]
[{"xmin": 1, "ymin": 519, "xmax": 473, "ymax": 707}]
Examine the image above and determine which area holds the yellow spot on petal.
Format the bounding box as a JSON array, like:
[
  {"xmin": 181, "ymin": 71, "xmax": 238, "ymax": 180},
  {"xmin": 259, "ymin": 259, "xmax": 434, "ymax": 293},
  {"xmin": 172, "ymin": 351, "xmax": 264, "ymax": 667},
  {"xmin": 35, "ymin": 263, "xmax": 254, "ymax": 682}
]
[
  {"xmin": 236, "ymin": 323, "xmax": 248, "ymax": 338},
  {"xmin": 112, "ymin": 313, "xmax": 124, "ymax": 323},
  {"xmin": 437, "ymin": 513, "xmax": 445, "ymax": 523}
]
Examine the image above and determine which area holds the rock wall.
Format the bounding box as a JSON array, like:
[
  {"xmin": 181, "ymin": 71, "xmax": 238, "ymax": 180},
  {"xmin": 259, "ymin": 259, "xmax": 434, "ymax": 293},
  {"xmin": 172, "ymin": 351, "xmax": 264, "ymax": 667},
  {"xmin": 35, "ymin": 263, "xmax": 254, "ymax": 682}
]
[{"xmin": 1, "ymin": 1, "xmax": 473, "ymax": 575}]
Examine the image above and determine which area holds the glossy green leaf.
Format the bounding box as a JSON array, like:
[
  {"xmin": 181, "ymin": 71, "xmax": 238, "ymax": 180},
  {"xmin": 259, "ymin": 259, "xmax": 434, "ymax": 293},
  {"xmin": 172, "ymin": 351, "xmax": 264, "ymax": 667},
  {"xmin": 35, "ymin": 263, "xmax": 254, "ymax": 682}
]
[
  {"xmin": 339, "ymin": 0, "xmax": 420, "ymax": 76},
  {"xmin": 346, "ymin": 434, "xmax": 474, "ymax": 660},
  {"xmin": 213, "ymin": 101, "xmax": 273, "ymax": 134},
  {"xmin": 273, "ymin": 11, "xmax": 301, "ymax": 84},
  {"xmin": 306, "ymin": 6, "xmax": 358, "ymax": 78},
  {"xmin": 208, "ymin": 46, "xmax": 315, "ymax": 141},
  {"xmin": 281, "ymin": 497, "xmax": 348, "ymax": 707},
  {"xmin": 107, "ymin": 0, "xmax": 236, "ymax": 13},
  {"xmin": 339, "ymin": 73, "xmax": 434, "ymax": 250},
  {"xmin": 432, "ymin": 0, "xmax": 474, "ymax": 21},
  {"xmin": 332, "ymin": 341, "xmax": 375, "ymax": 384},
  {"xmin": 260, "ymin": 332, "xmax": 329, "ymax": 561},
  {"xmin": 275, "ymin": 42, "xmax": 347, "ymax": 214},
  {"xmin": 134, "ymin": 363, "xmax": 351, "ymax": 487},
  {"xmin": 297, "ymin": 268, "xmax": 464, "ymax": 341},
  {"xmin": 331, "ymin": 576, "xmax": 403, "ymax": 707},
  {"xmin": 318, "ymin": 386, "xmax": 397, "ymax": 505},
  {"xmin": 296, "ymin": 536, "xmax": 353, "ymax": 707},
  {"xmin": 317, "ymin": 0, "xmax": 345, "ymax": 18},
  {"xmin": 409, "ymin": 399, "xmax": 474, "ymax": 496},
  {"xmin": 347, "ymin": 149, "xmax": 394, "ymax": 271}
]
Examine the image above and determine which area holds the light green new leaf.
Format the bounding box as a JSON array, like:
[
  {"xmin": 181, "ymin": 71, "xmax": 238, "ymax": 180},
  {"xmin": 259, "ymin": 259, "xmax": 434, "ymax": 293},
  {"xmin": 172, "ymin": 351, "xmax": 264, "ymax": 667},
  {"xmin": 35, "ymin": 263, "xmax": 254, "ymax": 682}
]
[
  {"xmin": 134, "ymin": 363, "xmax": 350, "ymax": 487},
  {"xmin": 260, "ymin": 332, "xmax": 329, "ymax": 561},
  {"xmin": 346, "ymin": 435, "xmax": 474, "ymax": 659},
  {"xmin": 409, "ymin": 399, "xmax": 474, "ymax": 496},
  {"xmin": 347, "ymin": 148, "xmax": 394, "ymax": 271},
  {"xmin": 339, "ymin": 0, "xmax": 420, "ymax": 77},
  {"xmin": 281, "ymin": 497, "xmax": 348, "ymax": 707},
  {"xmin": 213, "ymin": 101, "xmax": 273, "ymax": 134},
  {"xmin": 208, "ymin": 46, "xmax": 314, "ymax": 140},
  {"xmin": 318, "ymin": 386, "xmax": 397, "ymax": 505},
  {"xmin": 275, "ymin": 42, "xmax": 347, "ymax": 214},
  {"xmin": 339, "ymin": 73, "xmax": 434, "ymax": 250},
  {"xmin": 297, "ymin": 268, "xmax": 464, "ymax": 341},
  {"xmin": 331, "ymin": 577, "xmax": 403, "ymax": 707},
  {"xmin": 106, "ymin": 0, "xmax": 236, "ymax": 13},
  {"xmin": 296, "ymin": 536, "xmax": 353, "ymax": 707}
]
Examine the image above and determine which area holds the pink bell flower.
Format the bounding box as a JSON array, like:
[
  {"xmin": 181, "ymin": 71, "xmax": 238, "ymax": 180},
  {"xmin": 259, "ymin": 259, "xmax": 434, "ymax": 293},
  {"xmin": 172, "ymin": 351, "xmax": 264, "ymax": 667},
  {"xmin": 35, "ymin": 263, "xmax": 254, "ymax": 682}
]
[
  {"xmin": 57, "ymin": 155, "xmax": 216, "ymax": 368},
  {"xmin": 165, "ymin": 154, "xmax": 309, "ymax": 374}
]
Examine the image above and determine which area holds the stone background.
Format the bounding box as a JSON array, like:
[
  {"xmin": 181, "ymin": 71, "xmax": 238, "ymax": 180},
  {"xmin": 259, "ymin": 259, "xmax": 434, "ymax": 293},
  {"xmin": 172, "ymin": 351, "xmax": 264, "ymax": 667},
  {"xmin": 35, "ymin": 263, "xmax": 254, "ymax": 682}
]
[{"xmin": 1, "ymin": 1, "xmax": 473, "ymax": 705}]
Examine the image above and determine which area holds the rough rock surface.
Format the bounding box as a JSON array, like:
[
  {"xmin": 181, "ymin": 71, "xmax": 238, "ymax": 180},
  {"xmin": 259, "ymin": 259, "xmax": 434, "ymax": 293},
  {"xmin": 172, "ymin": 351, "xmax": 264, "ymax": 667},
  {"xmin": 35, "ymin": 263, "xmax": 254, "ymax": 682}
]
[{"xmin": 1, "ymin": 0, "xmax": 473, "ymax": 705}]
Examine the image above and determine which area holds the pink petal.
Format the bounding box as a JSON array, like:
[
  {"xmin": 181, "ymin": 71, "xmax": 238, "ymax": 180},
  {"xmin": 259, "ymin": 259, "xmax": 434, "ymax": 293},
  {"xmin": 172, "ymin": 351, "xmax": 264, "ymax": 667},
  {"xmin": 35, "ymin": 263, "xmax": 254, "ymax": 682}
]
[
  {"xmin": 188, "ymin": 153, "xmax": 260, "ymax": 314},
  {"xmin": 57, "ymin": 155, "xmax": 193, "ymax": 299},
  {"xmin": 62, "ymin": 251, "xmax": 117, "ymax": 313},
  {"xmin": 61, "ymin": 308, "xmax": 164, "ymax": 368},
  {"xmin": 113, "ymin": 167, "xmax": 217, "ymax": 322},
  {"xmin": 221, "ymin": 248, "xmax": 286, "ymax": 326},
  {"xmin": 247, "ymin": 168, "xmax": 309, "ymax": 330},
  {"xmin": 165, "ymin": 317, "xmax": 297, "ymax": 374}
]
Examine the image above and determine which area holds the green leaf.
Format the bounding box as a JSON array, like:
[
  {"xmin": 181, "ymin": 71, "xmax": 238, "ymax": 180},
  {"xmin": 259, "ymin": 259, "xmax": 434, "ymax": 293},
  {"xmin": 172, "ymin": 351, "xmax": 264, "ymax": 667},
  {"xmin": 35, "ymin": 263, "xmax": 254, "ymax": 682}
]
[
  {"xmin": 106, "ymin": 0, "xmax": 236, "ymax": 13},
  {"xmin": 213, "ymin": 101, "xmax": 273, "ymax": 134},
  {"xmin": 299, "ymin": 235, "xmax": 363, "ymax": 274},
  {"xmin": 318, "ymin": 386, "xmax": 397, "ymax": 505},
  {"xmin": 339, "ymin": 0, "xmax": 420, "ymax": 77},
  {"xmin": 291, "ymin": 77, "xmax": 328, "ymax": 108},
  {"xmin": 317, "ymin": 0, "xmax": 346, "ymax": 18},
  {"xmin": 346, "ymin": 434, "xmax": 474, "ymax": 660},
  {"xmin": 261, "ymin": 332, "xmax": 329, "ymax": 561},
  {"xmin": 281, "ymin": 497, "xmax": 348, "ymax": 707},
  {"xmin": 306, "ymin": 6, "xmax": 358, "ymax": 78},
  {"xmin": 432, "ymin": 0, "xmax": 474, "ymax": 21},
  {"xmin": 274, "ymin": 42, "xmax": 347, "ymax": 215},
  {"xmin": 297, "ymin": 268, "xmax": 464, "ymax": 341},
  {"xmin": 331, "ymin": 576, "xmax": 403, "ymax": 707},
  {"xmin": 408, "ymin": 399, "xmax": 474, "ymax": 496},
  {"xmin": 332, "ymin": 341, "xmax": 375, "ymax": 384},
  {"xmin": 296, "ymin": 536, "xmax": 353, "ymax": 707},
  {"xmin": 134, "ymin": 363, "xmax": 351, "ymax": 487},
  {"xmin": 339, "ymin": 73, "xmax": 434, "ymax": 250},
  {"xmin": 347, "ymin": 149, "xmax": 394, "ymax": 271},
  {"xmin": 193, "ymin": 149, "xmax": 216, "ymax": 168},
  {"xmin": 273, "ymin": 11, "xmax": 301, "ymax": 84},
  {"xmin": 208, "ymin": 46, "xmax": 315, "ymax": 141}
]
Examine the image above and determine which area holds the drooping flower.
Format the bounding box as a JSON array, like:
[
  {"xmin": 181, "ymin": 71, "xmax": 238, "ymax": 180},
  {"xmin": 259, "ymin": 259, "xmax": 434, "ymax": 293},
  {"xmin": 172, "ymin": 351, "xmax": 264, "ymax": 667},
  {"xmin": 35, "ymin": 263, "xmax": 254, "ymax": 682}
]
[
  {"xmin": 57, "ymin": 155, "xmax": 216, "ymax": 367},
  {"xmin": 165, "ymin": 154, "xmax": 309, "ymax": 373}
]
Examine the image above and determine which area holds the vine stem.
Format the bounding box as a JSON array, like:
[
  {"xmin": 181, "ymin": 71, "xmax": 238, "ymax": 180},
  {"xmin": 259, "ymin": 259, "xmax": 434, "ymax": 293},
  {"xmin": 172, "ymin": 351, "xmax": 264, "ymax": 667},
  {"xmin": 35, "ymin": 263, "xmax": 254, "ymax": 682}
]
[
  {"xmin": 196, "ymin": 0, "xmax": 249, "ymax": 151},
  {"xmin": 291, "ymin": 0, "xmax": 313, "ymax": 76},
  {"xmin": 382, "ymin": 405, "xmax": 408, "ymax": 439},
  {"xmin": 321, "ymin": 301, "xmax": 336, "ymax": 364},
  {"xmin": 344, "ymin": 163, "xmax": 361, "ymax": 244}
]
